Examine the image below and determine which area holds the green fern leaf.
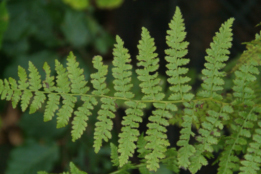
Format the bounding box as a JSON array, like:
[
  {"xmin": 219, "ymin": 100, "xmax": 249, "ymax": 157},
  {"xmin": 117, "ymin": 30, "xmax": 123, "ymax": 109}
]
[
  {"xmin": 111, "ymin": 36, "xmax": 146, "ymax": 166},
  {"xmin": 91, "ymin": 55, "xmax": 109, "ymax": 95},
  {"xmin": 218, "ymin": 30, "xmax": 261, "ymax": 174},
  {"xmin": 21, "ymin": 90, "xmax": 33, "ymax": 112},
  {"xmin": 218, "ymin": 108, "xmax": 257, "ymax": 174},
  {"xmin": 189, "ymin": 104, "xmax": 233, "ymax": 174},
  {"xmin": 70, "ymin": 162, "xmax": 88, "ymax": 174},
  {"xmin": 42, "ymin": 62, "xmax": 60, "ymax": 122},
  {"xmin": 177, "ymin": 102, "xmax": 196, "ymax": 169},
  {"xmin": 231, "ymin": 31, "xmax": 261, "ymax": 73},
  {"xmin": 18, "ymin": 66, "xmax": 33, "ymax": 111},
  {"xmin": 112, "ymin": 36, "xmax": 134, "ymax": 99},
  {"xmin": 55, "ymin": 57, "xmax": 77, "ymax": 128},
  {"xmin": 164, "ymin": 7, "xmax": 199, "ymax": 170},
  {"xmin": 118, "ymin": 100, "xmax": 146, "ymax": 166},
  {"xmin": 239, "ymin": 110, "xmax": 261, "ymax": 174},
  {"xmin": 1, "ymin": 79, "xmax": 11, "ymax": 101},
  {"xmin": 198, "ymin": 18, "xmax": 234, "ymax": 100},
  {"xmin": 57, "ymin": 95, "xmax": 77, "ymax": 128},
  {"xmin": 71, "ymin": 96, "xmax": 97, "ymax": 141},
  {"xmin": 18, "ymin": 65, "xmax": 29, "ymax": 90},
  {"xmin": 162, "ymin": 147, "xmax": 179, "ymax": 173},
  {"xmin": 43, "ymin": 62, "xmax": 56, "ymax": 92},
  {"xmin": 165, "ymin": 6, "xmax": 194, "ymax": 101},
  {"xmin": 136, "ymin": 27, "xmax": 164, "ymax": 101},
  {"xmin": 136, "ymin": 27, "xmax": 175, "ymax": 171},
  {"xmin": 9, "ymin": 77, "xmax": 21, "ymax": 108},
  {"xmin": 110, "ymin": 143, "xmax": 120, "ymax": 167},
  {"xmin": 91, "ymin": 55, "xmax": 116, "ymax": 152},
  {"xmin": 93, "ymin": 97, "xmax": 116, "ymax": 153},
  {"xmin": 28, "ymin": 61, "xmax": 45, "ymax": 114},
  {"xmin": 44, "ymin": 93, "xmax": 60, "ymax": 122},
  {"xmin": 137, "ymin": 133, "xmax": 150, "ymax": 159},
  {"xmin": 67, "ymin": 52, "xmax": 89, "ymax": 94},
  {"xmin": 55, "ymin": 59, "xmax": 71, "ymax": 93}
]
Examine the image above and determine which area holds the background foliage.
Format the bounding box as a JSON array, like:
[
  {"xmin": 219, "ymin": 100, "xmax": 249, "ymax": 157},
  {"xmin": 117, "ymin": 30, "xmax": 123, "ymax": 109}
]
[{"xmin": 0, "ymin": 0, "xmax": 261, "ymax": 174}]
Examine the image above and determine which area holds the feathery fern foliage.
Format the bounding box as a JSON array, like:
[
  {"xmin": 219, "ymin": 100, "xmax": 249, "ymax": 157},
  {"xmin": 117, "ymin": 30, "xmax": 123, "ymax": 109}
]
[{"xmin": 1, "ymin": 6, "xmax": 261, "ymax": 174}]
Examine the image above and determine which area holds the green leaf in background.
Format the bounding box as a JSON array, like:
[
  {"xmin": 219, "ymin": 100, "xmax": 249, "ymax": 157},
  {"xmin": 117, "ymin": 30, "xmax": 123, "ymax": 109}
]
[
  {"xmin": 6, "ymin": 141, "xmax": 59, "ymax": 174},
  {"xmin": 0, "ymin": 0, "xmax": 9, "ymax": 49},
  {"xmin": 96, "ymin": 0, "xmax": 124, "ymax": 9},
  {"xmin": 61, "ymin": 10, "xmax": 90, "ymax": 47},
  {"xmin": 63, "ymin": 0, "xmax": 90, "ymax": 10},
  {"xmin": 70, "ymin": 162, "xmax": 88, "ymax": 174}
]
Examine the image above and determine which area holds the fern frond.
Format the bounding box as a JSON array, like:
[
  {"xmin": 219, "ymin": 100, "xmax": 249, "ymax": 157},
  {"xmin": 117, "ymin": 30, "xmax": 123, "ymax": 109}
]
[
  {"xmin": 218, "ymin": 107, "xmax": 257, "ymax": 174},
  {"xmin": 91, "ymin": 56, "xmax": 109, "ymax": 95},
  {"xmin": 110, "ymin": 143, "xmax": 120, "ymax": 167},
  {"xmin": 136, "ymin": 27, "xmax": 164, "ymax": 101},
  {"xmin": 91, "ymin": 56, "xmax": 115, "ymax": 153},
  {"xmin": 165, "ymin": 7, "xmax": 198, "ymax": 170},
  {"xmin": 44, "ymin": 93, "xmax": 60, "ymax": 122},
  {"xmin": 161, "ymin": 147, "xmax": 179, "ymax": 173},
  {"xmin": 67, "ymin": 52, "xmax": 89, "ymax": 94},
  {"xmin": 176, "ymin": 102, "xmax": 196, "ymax": 169},
  {"xmin": 189, "ymin": 104, "xmax": 233, "ymax": 174},
  {"xmin": 239, "ymin": 110, "xmax": 261, "ymax": 174},
  {"xmin": 42, "ymin": 62, "xmax": 59, "ymax": 122},
  {"xmin": 70, "ymin": 162, "xmax": 87, "ymax": 174},
  {"xmin": 55, "ymin": 59, "xmax": 76, "ymax": 128},
  {"xmin": 8, "ymin": 77, "xmax": 21, "ymax": 108},
  {"xmin": 68, "ymin": 53, "xmax": 102, "ymax": 141},
  {"xmin": 18, "ymin": 66, "xmax": 33, "ymax": 111},
  {"xmin": 136, "ymin": 27, "xmax": 176, "ymax": 171},
  {"xmin": 0, "ymin": 79, "xmax": 12, "ymax": 101},
  {"xmin": 43, "ymin": 62, "xmax": 56, "ymax": 92},
  {"xmin": 71, "ymin": 96, "xmax": 97, "ymax": 141},
  {"xmin": 112, "ymin": 36, "xmax": 146, "ymax": 166},
  {"xmin": 165, "ymin": 6, "xmax": 194, "ymax": 101},
  {"xmin": 94, "ymin": 97, "xmax": 115, "ymax": 153},
  {"xmin": 198, "ymin": 18, "xmax": 234, "ymax": 100},
  {"xmin": 231, "ymin": 31, "xmax": 261, "ymax": 73},
  {"xmin": 118, "ymin": 100, "xmax": 146, "ymax": 166},
  {"xmin": 232, "ymin": 57, "xmax": 259, "ymax": 105},
  {"xmin": 112, "ymin": 36, "xmax": 134, "ymax": 99},
  {"xmin": 28, "ymin": 62, "xmax": 46, "ymax": 114},
  {"xmin": 137, "ymin": 133, "xmax": 150, "ymax": 159}
]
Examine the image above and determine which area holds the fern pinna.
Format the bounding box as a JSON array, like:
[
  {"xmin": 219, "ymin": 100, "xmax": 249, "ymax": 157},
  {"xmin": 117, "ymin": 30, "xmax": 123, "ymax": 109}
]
[{"xmin": 1, "ymin": 6, "xmax": 261, "ymax": 174}]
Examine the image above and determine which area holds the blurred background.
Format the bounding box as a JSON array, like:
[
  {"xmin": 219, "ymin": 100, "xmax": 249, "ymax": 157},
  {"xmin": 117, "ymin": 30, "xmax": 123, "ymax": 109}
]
[{"xmin": 0, "ymin": 0, "xmax": 260, "ymax": 173}]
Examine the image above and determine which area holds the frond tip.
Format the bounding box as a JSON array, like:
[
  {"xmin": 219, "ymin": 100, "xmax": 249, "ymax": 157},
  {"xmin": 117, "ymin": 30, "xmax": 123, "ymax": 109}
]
[{"xmin": 198, "ymin": 18, "xmax": 234, "ymax": 100}]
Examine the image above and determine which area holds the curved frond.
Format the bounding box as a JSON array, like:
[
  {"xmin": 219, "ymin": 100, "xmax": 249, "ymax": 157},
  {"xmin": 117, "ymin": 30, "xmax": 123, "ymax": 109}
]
[{"xmin": 198, "ymin": 18, "xmax": 234, "ymax": 100}]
